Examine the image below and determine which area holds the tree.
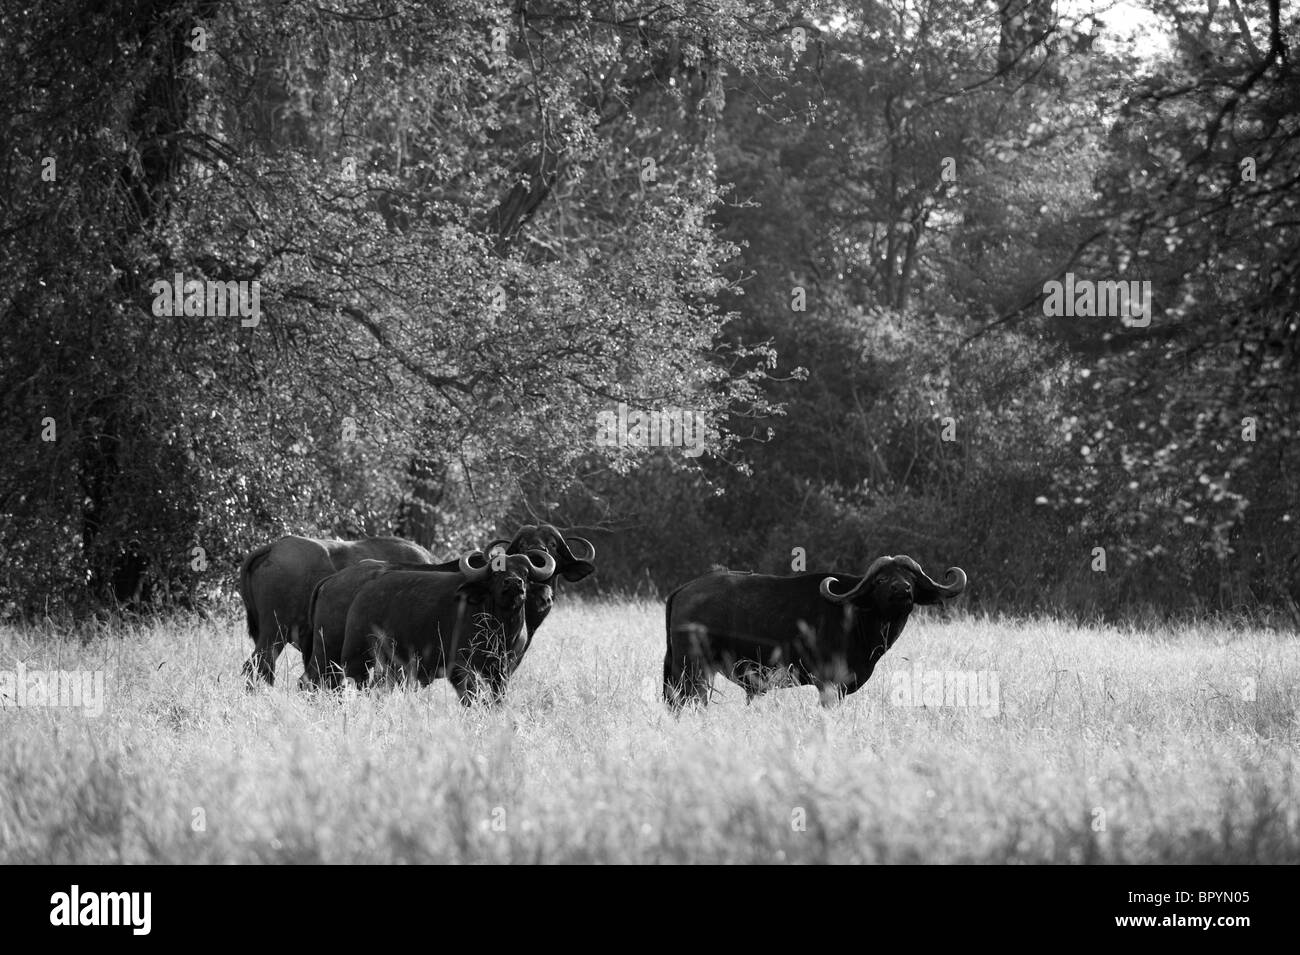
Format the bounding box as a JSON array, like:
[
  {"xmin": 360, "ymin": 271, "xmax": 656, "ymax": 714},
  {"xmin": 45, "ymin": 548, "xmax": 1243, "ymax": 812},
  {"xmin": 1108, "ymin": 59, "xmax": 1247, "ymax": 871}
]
[{"xmin": 0, "ymin": 0, "xmax": 788, "ymax": 614}]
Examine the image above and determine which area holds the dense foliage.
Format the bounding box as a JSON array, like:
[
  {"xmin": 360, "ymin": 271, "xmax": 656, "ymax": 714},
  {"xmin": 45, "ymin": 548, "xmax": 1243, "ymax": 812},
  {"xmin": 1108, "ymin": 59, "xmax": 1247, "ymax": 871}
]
[{"xmin": 1, "ymin": 0, "xmax": 1296, "ymax": 619}]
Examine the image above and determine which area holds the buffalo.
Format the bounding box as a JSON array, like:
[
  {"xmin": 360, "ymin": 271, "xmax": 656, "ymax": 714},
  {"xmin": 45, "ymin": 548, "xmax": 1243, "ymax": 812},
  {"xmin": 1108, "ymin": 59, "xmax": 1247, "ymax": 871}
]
[
  {"xmin": 301, "ymin": 524, "xmax": 595, "ymax": 689},
  {"xmin": 304, "ymin": 551, "xmax": 494, "ymax": 689},
  {"xmin": 339, "ymin": 550, "xmax": 556, "ymax": 703},
  {"xmin": 238, "ymin": 535, "xmax": 433, "ymax": 685},
  {"xmin": 663, "ymin": 555, "xmax": 967, "ymax": 708}
]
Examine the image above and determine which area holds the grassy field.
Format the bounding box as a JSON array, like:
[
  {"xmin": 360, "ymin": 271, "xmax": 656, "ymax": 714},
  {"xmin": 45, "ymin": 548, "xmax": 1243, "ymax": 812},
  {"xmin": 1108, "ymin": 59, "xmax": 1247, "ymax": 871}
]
[{"xmin": 1, "ymin": 599, "xmax": 1297, "ymax": 863}]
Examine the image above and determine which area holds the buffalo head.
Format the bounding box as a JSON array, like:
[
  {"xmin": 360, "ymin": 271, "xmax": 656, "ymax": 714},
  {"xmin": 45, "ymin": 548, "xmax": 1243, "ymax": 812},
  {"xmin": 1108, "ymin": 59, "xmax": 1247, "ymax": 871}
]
[
  {"xmin": 820, "ymin": 555, "xmax": 967, "ymax": 616},
  {"xmin": 487, "ymin": 524, "xmax": 595, "ymax": 583},
  {"xmin": 458, "ymin": 549, "xmax": 556, "ymax": 612}
]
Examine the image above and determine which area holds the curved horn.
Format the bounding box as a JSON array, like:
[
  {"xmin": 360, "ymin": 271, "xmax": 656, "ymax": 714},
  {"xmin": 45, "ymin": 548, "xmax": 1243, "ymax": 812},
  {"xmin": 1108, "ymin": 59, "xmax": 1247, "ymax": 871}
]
[
  {"xmin": 892, "ymin": 555, "xmax": 968, "ymax": 598},
  {"xmin": 819, "ymin": 556, "xmax": 895, "ymax": 604},
  {"xmin": 458, "ymin": 550, "xmax": 490, "ymax": 582},
  {"xmin": 524, "ymin": 549, "xmax": 557, "ymax": 581},
  {"xmin": 563, "ymin": 536, "xmax": 596, "ymax": 561}
]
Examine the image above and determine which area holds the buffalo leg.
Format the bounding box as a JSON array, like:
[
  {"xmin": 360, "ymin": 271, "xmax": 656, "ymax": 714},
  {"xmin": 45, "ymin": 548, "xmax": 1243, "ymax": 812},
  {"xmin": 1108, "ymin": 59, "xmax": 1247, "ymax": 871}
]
[
  {"xmin": 663, "ymin": 653, "xmax": 711, "ymax": 708},
  {"xmin": 452, "ymin": 667, "xmax": 483, "ymax": 706},
  {"xmin": 662, "ymin": 646, "xmax": 689, "ymax": 708},
  {"xmin": 731, "ymin": 661, "xmax": 771, "ymax": 703},
  {"xmin": 341, "ymin": 642, "xmax": 371, "ymax": 689},
  {"xmin": 242, "ymin": 619, "xmax": 290, "ymax": 687},
  {"xmin": 664, "ymin": 623, "xmax": 714, "ymax": 708},
  {"xmin": 316, "ymin": 659, "xmax": 345, "ymax": 691},
  {"xmin": 304, "ymin": 624, "xmax": 340, "ymax": 690},
  {"xmin": 480, "ymin": 666, "xmax": 510, "ymax": 705},
  {"xmin": 452, "ymin": 665, "xmax": 508, "ymax": 706},
  {"xmin": 298, "ymin": 627, "xmax": 321, "ymax": 690},
  {"xmin": 683, "ymin": 664, "xmax": 712, "ymax": 706}
]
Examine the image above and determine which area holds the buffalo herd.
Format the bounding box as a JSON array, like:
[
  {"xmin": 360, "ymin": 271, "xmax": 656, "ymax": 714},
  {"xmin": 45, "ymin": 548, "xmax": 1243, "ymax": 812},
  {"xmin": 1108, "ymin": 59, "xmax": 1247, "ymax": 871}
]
[{"xmin": 238, "ymin": 525, "xmax": 967, "ymax": 707}]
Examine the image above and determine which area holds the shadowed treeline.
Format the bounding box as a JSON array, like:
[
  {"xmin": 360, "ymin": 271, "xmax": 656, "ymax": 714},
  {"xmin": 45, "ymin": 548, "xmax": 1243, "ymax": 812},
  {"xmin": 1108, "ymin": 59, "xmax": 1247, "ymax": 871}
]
[{"xmin": 1, "ymin": 1, "xmax": 1296, "ymax": 621}]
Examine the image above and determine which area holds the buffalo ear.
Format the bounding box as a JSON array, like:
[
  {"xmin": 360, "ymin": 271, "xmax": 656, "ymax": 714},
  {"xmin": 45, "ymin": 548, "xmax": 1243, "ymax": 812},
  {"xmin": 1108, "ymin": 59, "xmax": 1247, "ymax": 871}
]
[
  {"xmin": 560, "ymin": 559, "xmax": 595, "ymax": 582},
  {"xmin": 456, "ymin": 580, "xmax": 489, "ymax": 604}
]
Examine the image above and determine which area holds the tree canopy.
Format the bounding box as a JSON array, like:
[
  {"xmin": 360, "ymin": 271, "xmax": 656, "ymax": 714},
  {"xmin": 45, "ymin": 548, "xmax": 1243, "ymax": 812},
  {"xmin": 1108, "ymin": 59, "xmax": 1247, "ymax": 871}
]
[{"xmin": 1, "ymin": 0, "xmax": 1296, "ymax": 619}]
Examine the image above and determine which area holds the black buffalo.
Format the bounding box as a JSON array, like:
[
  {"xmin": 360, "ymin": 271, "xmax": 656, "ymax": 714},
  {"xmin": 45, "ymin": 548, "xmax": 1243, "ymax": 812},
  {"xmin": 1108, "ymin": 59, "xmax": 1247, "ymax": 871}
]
[
  {"xmin": 238, "ymin": 535, "xmax": 434, "ymax": 685},
  {"xmin": 339, "ymin": 550, "xmax": 556, "ymax": 703},
  {"xmin": 663, "ymin": 555, "xmax": 967, "ymax": 707},
  {"xmin": 303, "ymin": 552, "xmax": 490, "ymax": 689},
  {"xmin": 302, "ymin": 524, "xmax": 595, "ymax": 688}
]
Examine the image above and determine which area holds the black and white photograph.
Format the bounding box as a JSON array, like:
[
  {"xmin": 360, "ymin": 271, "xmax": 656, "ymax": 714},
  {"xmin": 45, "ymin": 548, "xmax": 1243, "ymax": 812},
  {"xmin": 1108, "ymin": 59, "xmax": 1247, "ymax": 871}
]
[{"xmin": 0, "ymin": 0, "xmax": 1296, "ymax": 895}]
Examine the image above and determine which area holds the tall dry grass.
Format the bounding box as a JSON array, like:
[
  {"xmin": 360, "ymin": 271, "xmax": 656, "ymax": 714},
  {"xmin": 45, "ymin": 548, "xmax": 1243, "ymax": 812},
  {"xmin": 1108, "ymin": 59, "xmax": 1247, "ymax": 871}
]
[{"xmin": 1, "ymin": 601, "xmax": 1296, "ymax": 862}]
